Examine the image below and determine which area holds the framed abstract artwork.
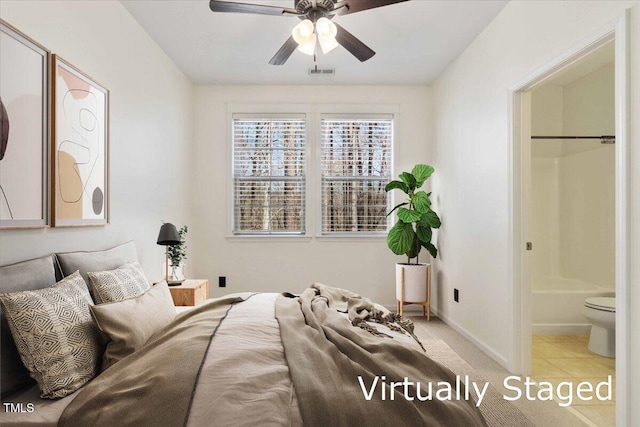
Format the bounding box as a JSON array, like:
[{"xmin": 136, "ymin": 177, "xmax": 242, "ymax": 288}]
[
  {"xmin": 51, "ymin": 55, "xmax": 109, "ymax": 226},
  {"xmin": 0, "ymin": 20, "xmax": 50, "ymax": 228}
]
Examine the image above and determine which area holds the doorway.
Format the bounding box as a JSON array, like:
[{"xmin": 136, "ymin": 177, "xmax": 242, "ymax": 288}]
[
  {"xmin": 529, "ymin": 42, "xmax": 616, "ymax": 426},
  {"xmin": 508, "ymin": 14, "xmax": 630, "ymax": 427}
]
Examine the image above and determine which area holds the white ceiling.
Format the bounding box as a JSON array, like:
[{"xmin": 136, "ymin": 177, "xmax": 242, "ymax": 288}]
[{"xmin": 121, "ymin": 0, "xmax": 508, "ymax": 86}]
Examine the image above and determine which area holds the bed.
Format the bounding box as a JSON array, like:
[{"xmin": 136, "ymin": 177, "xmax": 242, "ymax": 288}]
[{"xmin": 0, "ymin": 242, "xmax": 486, "ymax": 427}]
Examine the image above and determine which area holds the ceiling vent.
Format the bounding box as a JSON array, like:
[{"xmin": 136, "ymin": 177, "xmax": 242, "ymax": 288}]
[{"xmin": 308, "ymin": 67, "xmax": 335, "ymax": 76}]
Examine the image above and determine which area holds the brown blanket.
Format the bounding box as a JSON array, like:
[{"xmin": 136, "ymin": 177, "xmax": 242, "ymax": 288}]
[
  {"xmin": 275, "ymin": 284, "xmax": 487, "ymax": 426},
  {"xmin": 58, "ymin": 293, "xmax": 254, "ymax": 427},
  {"xmin": 58, "ymin": 286, "xmax": 486, "ymax": 427}
]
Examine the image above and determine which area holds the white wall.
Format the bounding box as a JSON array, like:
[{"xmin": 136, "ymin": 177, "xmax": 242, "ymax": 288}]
[
  {"xmin": 191, "ymin": 85, "xmax": 432, "ymax": 304},
  {"xmin": 559, "ymin": 63, "xmax": 616, "ymax": 290},
  {"xmin": 531, "ymin": 84, "xmax": 564, "ymax": 157},
  {"xmin": 0, "ymin": 1, "xmax": 193, "ymax": 278},
  {"xmin": 630, "ymin": 5, "xmax": 640, "ymax": 425},
  {"xmin": 531, "ymin": 63, "xmax": 615, "ymax": 290},
  {"xmin": 530, "ymin": 84, "xmax": 563, "ymax": 283},
  {"xmin": 559, "ymin": 147, "xmax": 615, "ymax": 289},
  {"xmin": 431, "ymin": 0, "xmax": 639, "ymax": 381},
  {"xmin": 530, "ymin": 157, "xmax": 560, "ymax": 283},
  {"xmin": 563, "ymin": 63, "xmax": 615, "ymax": 142}
]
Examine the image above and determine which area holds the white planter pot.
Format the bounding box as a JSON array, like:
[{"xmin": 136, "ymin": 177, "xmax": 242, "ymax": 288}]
[{"xmin": 396, "ymin": 263, "xmax": 428, "ymax": 302}]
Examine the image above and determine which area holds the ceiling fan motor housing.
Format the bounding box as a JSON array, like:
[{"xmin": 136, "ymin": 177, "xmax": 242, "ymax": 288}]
[{"xmin": 295, "ymin": 0, "xmax": 335, "ymax": 17}]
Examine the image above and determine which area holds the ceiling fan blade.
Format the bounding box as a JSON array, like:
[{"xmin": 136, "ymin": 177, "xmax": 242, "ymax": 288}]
[
  {"xmin": 209, "ymin": 0, "xmax": 299, "ymax": 16},
  {"xmin": 269, "ymin": 36, "xmax": 298, "ymax": 65},
  {"xmin": 334, "ymin": 0, "xmax": 409, "ymax": 16},
  {"xmin": 334, "ymin": 23, "xmax": 375, "ymax": 62}
]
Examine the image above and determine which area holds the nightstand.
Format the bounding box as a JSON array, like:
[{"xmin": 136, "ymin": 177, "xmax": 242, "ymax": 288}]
[{"xmin": 168, "ymin": 279, "xmax": 209, "ymax": 306}]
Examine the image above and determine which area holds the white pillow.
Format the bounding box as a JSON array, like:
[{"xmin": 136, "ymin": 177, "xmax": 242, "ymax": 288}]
[{"xmin": 90, "ymin": 281, "xmax": 176, "ymax": 371}]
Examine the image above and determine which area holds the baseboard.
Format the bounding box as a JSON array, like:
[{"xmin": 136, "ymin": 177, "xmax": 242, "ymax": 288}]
[
  {"xmin": 532, "ymin": 323, "xmax": 591, "ymax": 335},
  {"xmin": 431, "ymin": 308, "xmax": 510, "ymax": 370},
  {"xmin": 382, "ymin": 303, "xmax": 510, "ymax": 370}
]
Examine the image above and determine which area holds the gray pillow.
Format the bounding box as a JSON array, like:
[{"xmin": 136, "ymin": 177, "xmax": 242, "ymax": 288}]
[
  {"xmin": 0, "ymin": 255, "xmax": 59, "ymax": 398},
  {"xmin": 90, "ymin": 281, "xmax": 176, "ymax": 371},
  {"xmin": 0, "ymin": 271, "xmax": 102, "ymax": 399},
  {"xmin": 88, "ymin": 261, "xmax": 150, "ymax": 304},
  {"xmin": 56, "ymin": 241, "xmax": 138, "ymax": 303}
]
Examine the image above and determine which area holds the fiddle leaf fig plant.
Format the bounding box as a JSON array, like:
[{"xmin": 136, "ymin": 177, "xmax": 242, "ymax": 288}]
[{"xmin": 386, "ymin": 164, "xmax": 440, "ymax": 264}]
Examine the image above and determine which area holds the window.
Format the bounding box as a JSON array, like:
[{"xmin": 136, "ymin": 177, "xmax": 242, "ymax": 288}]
[
  {"xmin": 232, "ymin": 115, "xmax": 306, "ymax": 235},
  {"xmin": 320, "ymin": 115, "xmax": 393, "ymax": 234}
]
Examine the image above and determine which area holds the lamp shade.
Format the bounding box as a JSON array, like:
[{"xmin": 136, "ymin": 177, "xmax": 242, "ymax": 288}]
[
  {"xmin": 316, "ymin": 17, "xmax": 338, "ymax": 54},
  {"xmin": 157, "ymin": 223, "xmax": 181, "ymax": 246},
  {"xmin": 292, "ymin": 19, "xmax": 316, "ymax": 56},
  {"xmin": 292, "ymin": 19, "xmax": 314, "ymax": 44},
  {"xmin": 297, "ymin": 33, "xmax": 317, "ymax": 55}
]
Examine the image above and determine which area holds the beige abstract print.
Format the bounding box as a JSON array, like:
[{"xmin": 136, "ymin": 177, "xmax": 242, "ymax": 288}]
[{"xmin": 53, "ymin": 56, "xmax": 108, "ymax": 226}]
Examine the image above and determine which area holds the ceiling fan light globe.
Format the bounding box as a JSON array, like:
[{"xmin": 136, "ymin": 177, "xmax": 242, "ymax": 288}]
[
  {"xmin": 318, "ymin": 34, "xmax": 339, "ymax": 54},
  {"xmin": 315, "ymin": 17, "xmax": 336, "ymax": 37},
  {"xmin": 292, "ymin": 19, "xmax": 315, "ymax": 44},
  {"xmin": 297, "ymin": 33, "xmax": 317, "ymax": 55}
]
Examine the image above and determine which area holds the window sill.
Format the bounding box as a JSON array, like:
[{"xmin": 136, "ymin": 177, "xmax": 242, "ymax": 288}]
[
  {"xmin": 227, "ymin": 235, "xmax": 313, "ymax": 243},
  {"xmin": 226, "ymin": 235, "xmax": 386, "ymax": 243},
  {"xmin": 315, "ymin": 235, "xmax": 386, "ymax": 242}
]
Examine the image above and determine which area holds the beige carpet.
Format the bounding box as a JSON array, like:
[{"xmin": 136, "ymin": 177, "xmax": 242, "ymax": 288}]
[
  {"xmin": 412, "ymin": 317, "xmax": 588, "ymax": 427},
  {"xmin": 422, "ymin": 338, "xmax": 535, "ymax": 426}
]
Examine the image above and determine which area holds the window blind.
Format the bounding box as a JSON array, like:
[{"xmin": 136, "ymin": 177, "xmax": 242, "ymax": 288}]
[
  {"xmin": 232, "ymin": 116, "xmax": 306, "ymax": 234},
  {"xmin": 321, "ymin": 116, "xmax": 393, "ymax": 234}
]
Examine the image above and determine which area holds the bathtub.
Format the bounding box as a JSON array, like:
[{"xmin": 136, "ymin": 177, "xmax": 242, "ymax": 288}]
[{"xmin": 532, "ymin": 277, "xmax": 615, "ymax": 335}]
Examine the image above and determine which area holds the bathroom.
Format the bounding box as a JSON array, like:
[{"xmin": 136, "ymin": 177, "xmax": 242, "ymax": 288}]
[{"xmin": 529, "ymin": 42, "xmax": 616, "ymax": 426}]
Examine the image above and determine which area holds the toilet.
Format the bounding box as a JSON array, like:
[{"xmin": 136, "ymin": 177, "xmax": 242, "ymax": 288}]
[{"xmin": 582, "ymin": 297, "xmax": 615, "ymax": 358}]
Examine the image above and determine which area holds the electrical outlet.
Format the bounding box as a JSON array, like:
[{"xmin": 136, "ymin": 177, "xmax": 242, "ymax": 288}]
[
  {"xmin": 219, "ymin": 276, "xmax": 226, "ymax": 288},
  {"xmin": 454, "ymin": 288, "xmax": 459, "ymax": 303}
]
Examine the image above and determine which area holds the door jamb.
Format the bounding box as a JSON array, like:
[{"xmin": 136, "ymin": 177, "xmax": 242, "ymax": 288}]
[{"xmin": 507, "ymin": 10, "xmax": 630, "ymax": 425}]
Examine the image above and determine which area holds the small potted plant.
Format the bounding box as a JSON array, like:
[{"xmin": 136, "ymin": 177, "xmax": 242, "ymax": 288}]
[
  {"xmin": 167, "ymin": 225, "xmax": 188, "ymax": 282},
  {"xmin": 385, "ymin": 164, "xmax": 440, "ymax": 303}
]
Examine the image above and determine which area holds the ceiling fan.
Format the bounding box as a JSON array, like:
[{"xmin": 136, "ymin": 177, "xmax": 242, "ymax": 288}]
[{"xmin": 209, "ymin": 0, "xmax": 409, "ymax": 65}]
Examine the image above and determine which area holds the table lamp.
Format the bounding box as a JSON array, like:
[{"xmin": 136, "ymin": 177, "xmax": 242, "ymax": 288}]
[{"xmin": 157, "ymin": 222, "xmax": 182, "ymax": 285}]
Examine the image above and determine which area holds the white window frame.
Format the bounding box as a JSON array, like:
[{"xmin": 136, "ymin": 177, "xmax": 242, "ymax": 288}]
[
  {"xmin": 319, "ymin": 113, "xmax": 394, "ymax": 237},
  {"xmin": 227, "ymin": 104, "xmax": 313, "ymax": 241},
  {"xmin": 226, "ymin": 103, "xmax": 398, "ymax": 241},
  {"xmin": 314, "ymin": 104, "xmax": 398, "ymax": 241}
]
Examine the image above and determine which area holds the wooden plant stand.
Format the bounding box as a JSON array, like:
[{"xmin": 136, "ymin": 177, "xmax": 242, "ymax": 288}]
[{"xmin": 396, "ymin": 264, "xmax": 431, "ymax": 321}]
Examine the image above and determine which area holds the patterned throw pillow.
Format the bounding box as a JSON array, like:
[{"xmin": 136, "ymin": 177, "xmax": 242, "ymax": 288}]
[
  {"xmin": 0, "ymin": 271, "xmax": 101, "ymax": 399},
  {"xmin": 88, "ymin": 261, "xmax": 150, "ymax": 304}
]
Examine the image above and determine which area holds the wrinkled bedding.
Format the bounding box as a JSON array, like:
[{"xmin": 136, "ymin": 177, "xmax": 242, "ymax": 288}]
[
  {"xmin": 0, "ymin": 386, "xmax": 78, "ymax": 427},
  {"xmin": 58, "ymin": 293, "xmax": 255, "ymax": 427},
  {"xmin": 187, "ymin": 293, "xmax": 303, "ymax": 426},
  {"xmin": 276, "ymin": 284, "xmax": 486, "ymax": 426},
  {"xmin": 17, "ymin": 286, "xmax": 486, "ymax": 427},
  {"xmin": 2, "ymin": 294, "xmax": 296, "ymax": 427}
]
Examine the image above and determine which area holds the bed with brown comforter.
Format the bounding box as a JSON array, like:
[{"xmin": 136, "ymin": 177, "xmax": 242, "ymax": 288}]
[{"xmin": 58, "ymin": 284, "xmax": 486, "ymax": 427}]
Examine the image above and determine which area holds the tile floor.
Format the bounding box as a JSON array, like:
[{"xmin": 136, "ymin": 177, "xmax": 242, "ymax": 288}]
[
  {"xmin": 532, "ymin": 335, "xmax": 615, "ymax": 427},
  {"xmin": 412, "ymin": 317, "xmax": 586, "ymax": 426}
]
